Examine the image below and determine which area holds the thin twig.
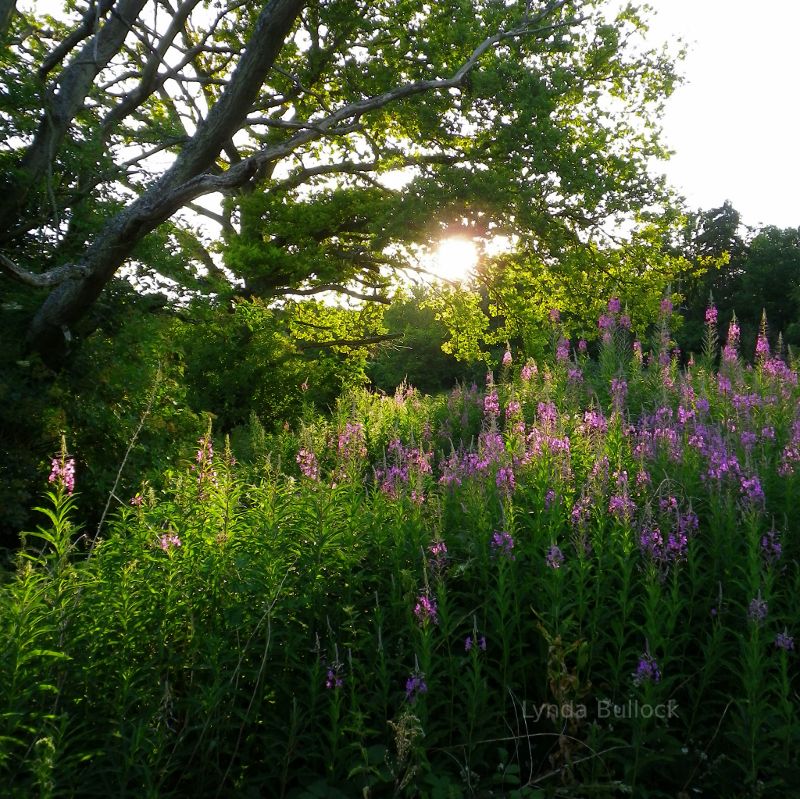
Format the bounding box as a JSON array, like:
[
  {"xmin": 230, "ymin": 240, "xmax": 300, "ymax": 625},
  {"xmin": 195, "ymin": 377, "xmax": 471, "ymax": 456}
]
[{"xmin": 91, "ymin": 362, "xmax": 163, "ymax": 547}]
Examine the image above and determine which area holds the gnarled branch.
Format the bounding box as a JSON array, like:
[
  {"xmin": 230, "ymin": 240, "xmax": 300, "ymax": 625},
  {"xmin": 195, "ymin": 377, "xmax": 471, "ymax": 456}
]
[
  {"xmin": 296, "ymin": 333, "xmax": 402, "ymax": 351},
  {"xmin": 0, "ymin": 252, "xmax": 89, "ymax": 287}
]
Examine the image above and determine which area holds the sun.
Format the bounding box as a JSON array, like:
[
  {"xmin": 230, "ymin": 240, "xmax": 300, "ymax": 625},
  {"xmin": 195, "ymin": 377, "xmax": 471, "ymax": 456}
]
[{"xmin": 432, "ymin": 237, "xmax": 479, "ymax": 283}]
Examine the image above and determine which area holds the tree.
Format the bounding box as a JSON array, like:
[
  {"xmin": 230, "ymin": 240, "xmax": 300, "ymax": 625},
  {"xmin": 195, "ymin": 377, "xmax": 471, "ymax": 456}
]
[
  {"xmin": 368, "ymin": 285, "xmax": 483, "ymax": 393},
  {"xmin": 423, "ymin": 214, "xmax": 692, "ymax": 365},
  {"xmin": 1, "ymin": 0, "xmax": 681, "ymax": 366},
  {"xmin": 670, "ymin": 200, "xmax": 747, "ymax": 355},
  {"xmin": 734, "ymin": 226, "xmax": 800, "ymax": 350},
  {"xmin": 674, "ymin": 205, "xmax": 800, "ymax": 358}
]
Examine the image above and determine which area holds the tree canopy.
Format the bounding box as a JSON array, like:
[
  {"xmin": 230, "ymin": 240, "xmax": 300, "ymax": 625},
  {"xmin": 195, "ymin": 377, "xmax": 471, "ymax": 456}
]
[
  {"xmin": 674, "ymin": 202, "xmax": 800, "ymax": 357},
  {"xmin": 1, "ymin": 0, "xmax": 682, "ymax": 366}
]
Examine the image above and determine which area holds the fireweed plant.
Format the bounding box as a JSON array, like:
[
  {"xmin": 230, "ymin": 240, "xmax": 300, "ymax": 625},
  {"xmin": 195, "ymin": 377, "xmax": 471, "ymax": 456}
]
[{"xmin": 1, "ymin": 303, "xmax": 799, "ymax": 798}]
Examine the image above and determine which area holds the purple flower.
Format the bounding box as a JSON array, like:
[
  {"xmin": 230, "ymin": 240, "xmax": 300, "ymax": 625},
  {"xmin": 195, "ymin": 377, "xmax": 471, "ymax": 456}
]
[
  {"xmin": 578, "ymin": 339, "xmax": 588, "ymax": 353},
  {"xmin": 544, "ymin": 488, "xmax": 556, "ymax": 509},
  {"xmin": 567, "ymin": 365, "xmax": 583, "ymax": 383},
  {"xmin": 619, "ymin": 314, "xmax": 631, "ymax": 330},
  {"xmin": 549, "ymin": 308, "xmax": 561, "ymax": 323},
  {"xmin": 633, "ymin": 653, "xmax": 661, "ymax": 686},
  {"xmin": 608, "ymin": 297, "xmax": 621, "ymax": 314},
  {"xmin": 465, "ymin": 634, "xmax": 487, "ymax": 652},
  {"xmin": 296, "ymin": 448, "xmax": 320, "ymax": 480},
  {"xmin": 338, "ymin": 422, "xmax": 367, "ymax": 459},
  {"xmin": 556, "ymin": 337, "xmax": 570, "ymax": 362},
  {"xmin": 739, "ymin": 474, "xmax": 765, "ymax": 509},
  {"xmin": 325, "ymin": 667, "xmax": 344, "ymax": 689},
  {"xmin": 496, "ymin": 466, "xmax": 516, "ymax": 496},
  {"xmin": 598, "ymin": 313, "xmax": 615, "ymax": 331},
  {"xmin": 748, "ymin": 596, "xmax": 768, "ymax": 625},
  {"xmin": 755, "ymin": 333, "xmax": 770, "ymax": 360},
  {"xmin": 414, "ymin": 593, "xmax": 439, "ymax": 625},
  {"xmin": 779, "ymin": 419, "xmax": 800, "ymax": 475},
  {"xmin": 502, "ymin": 349, "xmax": 513, "ymax": 366},
  {"xmin": 159, "ymin": 533, "xmax": 182, "ymax": 551},
  {"xmin": 666, "ymin": 531, "xmax": 688, "ymax": 561},
  {"xmin": 660, "ymin": 297, "xmax": 673, "ymax": 316},
  {"xmin": 48, "ymin": 456, "xmax": 76, "ymax": 495},
  {"xmin": 705, "ymin": 304, "xmax": 718, "ymax": 325},
  {"xmin": 521, "ymin": 362, "xmax": 537, "ymax": 381},
  {"xmin": 490, "ymin": 531, "xmax": 515, "ymax": 561},
  {"xmin": 760, "ymin": 529, "xmax": 782, "ymax": 566},
  {"xmin": 610, "ymin": 377, "xmax": 628, "ymax": 411},
  {"xmin": 582, "ymin": 408, "xmax": 607, "ymax": 434},
  {"xmin": 775, "ymin": 630, "xmax": 795, "ymax": 651},
  {"xmin": 546, "ymin": 545, "xmax": 564, "ymax": 569},
  {"xmin": 639, "ymin": 525, "xmax": 664, "ymax": 561},
  {"xmin": 405, "ymin": 672, "xmax": 428, "ymax": 703},
  {"xmin": 762, "ymin": 356, "xmax": 798, "ymax": 386},
  {"xmin": 429, "ymin": 540, "xmax": 448, "ymax": 571},
  {"xmin": 739, "ymin": 430, "xmax": 757, "ymax": 451},
  {"xmin": 677, "ymin": 510, "xmax": 699, "ymax": 537},
  {"xmin": 608, "ymin": 493, "xmax": 635, "ymax": 522},
  {"xmin": 130, "ymin": 494, "xmax": 144, "ymax": 506},
  {"xmin": 193, "ymin": 435, "xmax": 218, "ymax": 487},
  {"xmin": 537, "ymin": 401, "xmax": 558, "ymax": 429},
  {"xmin": 723, "ymin": 319, "xmax": 741, "ymax": 362},
  {"xmin": 429, "ymin": 541, "xmax": 447, "ymax": 558},
  {"xmin": 571, "ymin": 495, "xmax": 592, "ymax": 530},
  {"xmin": 484, "ymin": 391, "xmax": 500, "ymax": 416}
]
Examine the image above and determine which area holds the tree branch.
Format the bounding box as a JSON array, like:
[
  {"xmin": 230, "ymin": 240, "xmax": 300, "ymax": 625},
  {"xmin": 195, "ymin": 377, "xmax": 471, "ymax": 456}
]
[
  {"xmin": 0, "ymin": 0, "xmax": 150, "ymax": 239},
  {"xmin": 161, "ymin": 16, "xmax": 577, "ymax": 202},
  {"xmin": 0, "ymin": 252, "xmax": 89, "ymax": 287},
  {"xmin": 100, "ymin": 0, "xmax": 205, "ymax": 134},
  {"xmin": 38, "ymin": 0, "xmax": 116, "ymax": 79},
  {"xmin": 187, "ymin": 201, "xmax": 230, "ymax": 230},
  {"xmin": 274, "ymin": 284, "xmax": 391, "ymax": 304},
  {"xmin": 296, "ymin": 333, "xmax": 401, "ymax": 351}
]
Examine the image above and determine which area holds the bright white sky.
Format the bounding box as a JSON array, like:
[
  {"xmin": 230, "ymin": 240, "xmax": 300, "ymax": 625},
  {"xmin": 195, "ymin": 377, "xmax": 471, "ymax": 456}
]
[{"xmin": 645, "ymin": 0, "xmax": 800, "ymax": 230}]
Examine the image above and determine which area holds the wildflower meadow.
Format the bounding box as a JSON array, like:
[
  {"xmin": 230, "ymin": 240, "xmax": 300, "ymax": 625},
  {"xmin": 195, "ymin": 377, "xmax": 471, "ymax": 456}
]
[{"xmin": 1, "ymin": 301, "xmax": 798, "ymax": 797}]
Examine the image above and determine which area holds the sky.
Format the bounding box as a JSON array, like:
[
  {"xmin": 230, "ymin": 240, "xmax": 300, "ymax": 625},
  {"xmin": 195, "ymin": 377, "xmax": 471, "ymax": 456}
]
[{"xmin": 644, "ymin": 0, "xmax": 800, "ymax": 230}]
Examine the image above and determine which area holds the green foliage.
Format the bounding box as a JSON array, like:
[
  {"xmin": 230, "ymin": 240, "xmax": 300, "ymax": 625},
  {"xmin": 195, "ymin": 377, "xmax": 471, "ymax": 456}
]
[
  {"xmin": 427, "ymin": 225, "xmax": 690, "ymax": 365},
  {"xmin": 0, "ymin": 284, "xmax": 386, "ymax": 543},
  {"xmin": 368, "ymin": 287, "xmax": 485, "ymax": 392},
  {"xmin": 2, "ymin": 0, "xmax": 686, "ymax": 367},
  {"xmin": 2, "ymin": 314, "xmax": 800, "ymax": 796}
]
